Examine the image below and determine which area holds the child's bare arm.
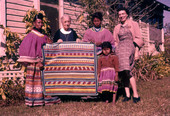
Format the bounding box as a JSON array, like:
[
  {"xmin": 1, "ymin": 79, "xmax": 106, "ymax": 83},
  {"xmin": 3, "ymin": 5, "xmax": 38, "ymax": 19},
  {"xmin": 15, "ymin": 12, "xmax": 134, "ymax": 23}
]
[{"xmin": 115, "ymin": 72, "xmax": 118, "ymax": 82}]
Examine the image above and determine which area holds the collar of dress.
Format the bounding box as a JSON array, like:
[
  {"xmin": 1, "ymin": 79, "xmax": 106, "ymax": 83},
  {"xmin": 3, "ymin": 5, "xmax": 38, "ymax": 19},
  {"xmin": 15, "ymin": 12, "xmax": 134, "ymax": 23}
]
[
  {"xmin": 120, "ymin": 18, "xmax": 132, "ymax": 27},
  {"xmin": 60, "ymin": 28, "xmax": 72, "ymax": 34},
  {"xmin": 31, "ymin": 29, "xmax": 44, "ymax": 37},
  {"xmin": 91, "ymin": 27, "xmax": 104, "ymax": 32}
]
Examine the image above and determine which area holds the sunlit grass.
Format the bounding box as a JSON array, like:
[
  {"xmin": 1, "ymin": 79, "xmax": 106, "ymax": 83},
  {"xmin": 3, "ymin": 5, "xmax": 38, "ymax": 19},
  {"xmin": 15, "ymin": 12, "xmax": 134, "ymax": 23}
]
[{"xmin": 0, "ymin": 77, "xmax": 169, "ymax": 116}]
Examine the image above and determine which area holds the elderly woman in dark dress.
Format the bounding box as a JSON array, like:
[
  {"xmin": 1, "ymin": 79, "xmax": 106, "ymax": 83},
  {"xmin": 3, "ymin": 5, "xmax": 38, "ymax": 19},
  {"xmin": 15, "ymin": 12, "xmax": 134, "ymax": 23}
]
[
  {"xmin": 113, "ymin": 8, "xmax": 144, "ymax": 103},
  {"xmin": 18, "ymin": 13, "xmax": 61, "ymax": 106},
  {"xmin": 53, "ymin": 15, "xmax": 81, "ymax": 43}
]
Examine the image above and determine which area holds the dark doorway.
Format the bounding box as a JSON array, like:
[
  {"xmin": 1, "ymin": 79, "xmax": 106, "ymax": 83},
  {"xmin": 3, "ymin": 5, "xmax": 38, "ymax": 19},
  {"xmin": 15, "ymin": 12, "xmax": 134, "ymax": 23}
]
[{"xmin": 40, "ymin": 0, "xmax": 59, "ymax": 38}]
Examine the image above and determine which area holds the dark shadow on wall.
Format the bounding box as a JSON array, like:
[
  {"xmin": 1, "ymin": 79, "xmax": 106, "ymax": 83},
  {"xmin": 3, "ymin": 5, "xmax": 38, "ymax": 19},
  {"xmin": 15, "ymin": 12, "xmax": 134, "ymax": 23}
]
[{"xmin": 40, "ymin": 5, "xmax": 59, "ymax": 38}]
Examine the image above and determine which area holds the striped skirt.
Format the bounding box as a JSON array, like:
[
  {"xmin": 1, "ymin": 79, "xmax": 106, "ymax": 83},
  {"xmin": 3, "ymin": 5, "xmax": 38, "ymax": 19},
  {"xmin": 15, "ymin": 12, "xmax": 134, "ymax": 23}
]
[
  {"xmin": 25, "ymin": 64, "xmax": 61, "ymax": 106},
  {"xmin": 98, "ymin": 67, "xmax": 118, "ymax": 93}
]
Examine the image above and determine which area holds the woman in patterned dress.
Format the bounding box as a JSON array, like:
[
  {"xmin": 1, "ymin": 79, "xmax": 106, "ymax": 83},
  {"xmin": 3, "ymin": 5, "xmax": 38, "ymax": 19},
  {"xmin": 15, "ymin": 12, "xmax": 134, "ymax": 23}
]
[
  {"xmin": 113, "ymin": 7, "xmax": 144, "ymax": 103},
  {"xmin": 18, "ymin": 13, "xmax": 61, "ymax": 106}
]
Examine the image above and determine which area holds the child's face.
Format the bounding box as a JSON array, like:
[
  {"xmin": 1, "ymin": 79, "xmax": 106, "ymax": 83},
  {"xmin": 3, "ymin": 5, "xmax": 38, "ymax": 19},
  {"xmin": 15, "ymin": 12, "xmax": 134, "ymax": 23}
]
[{"xmin": 102, "ymin": 48, "xmax": 111, "ymax": 56}]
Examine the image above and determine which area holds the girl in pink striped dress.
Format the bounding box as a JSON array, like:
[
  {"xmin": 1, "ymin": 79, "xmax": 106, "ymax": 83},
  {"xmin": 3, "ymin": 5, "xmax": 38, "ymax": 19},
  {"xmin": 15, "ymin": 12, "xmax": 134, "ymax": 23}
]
[{"xmin": 97, "ymin": 42, "xmax": 119, "ymax": 104}]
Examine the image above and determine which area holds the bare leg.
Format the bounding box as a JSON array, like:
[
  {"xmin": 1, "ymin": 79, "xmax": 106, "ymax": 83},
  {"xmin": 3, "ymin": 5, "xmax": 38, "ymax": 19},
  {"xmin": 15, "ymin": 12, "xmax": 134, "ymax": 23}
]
[
  {"xmin": 130, "ymin": 77, "xmax": 139, "ymax": 97},
  {"xmin": 112, "ymin": 93, "xmax": 116, "ymax": 105},
  {"xmin": 125, "ymin": 87, "xmax": 130, "ymax": 97}
]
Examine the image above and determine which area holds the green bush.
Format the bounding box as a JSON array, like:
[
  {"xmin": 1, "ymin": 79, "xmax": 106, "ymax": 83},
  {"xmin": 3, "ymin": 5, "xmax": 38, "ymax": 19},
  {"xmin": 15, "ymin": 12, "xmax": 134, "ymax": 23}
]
[
  {"xmin": 132, "ymin": 52, "xmax": 170, "ymax": 81},
  {"xmin": 0, "ymin": 78, "xmax": 25, "ymax": 106}
]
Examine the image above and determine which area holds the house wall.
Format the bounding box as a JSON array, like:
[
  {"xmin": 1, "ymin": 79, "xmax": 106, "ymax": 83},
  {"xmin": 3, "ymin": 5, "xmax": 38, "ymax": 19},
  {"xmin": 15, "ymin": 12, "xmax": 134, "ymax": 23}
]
[
  {"xmin": 0, "ymin": 0, "xmax": 40, "ymax": 57},
  {"xmin": 139, "ymin": 20, "xmax": 164, "ymax": 55},
  {"xmin": 6, "ymin": 0, "xmax": 34, "ymax": 34},
  {"xmin": 0, "ymin": 0, "xmax": 6, "ymax": 57},
  {"xmin": 63, "ymin": 2, "xmax": 87, "ymax": 38}
]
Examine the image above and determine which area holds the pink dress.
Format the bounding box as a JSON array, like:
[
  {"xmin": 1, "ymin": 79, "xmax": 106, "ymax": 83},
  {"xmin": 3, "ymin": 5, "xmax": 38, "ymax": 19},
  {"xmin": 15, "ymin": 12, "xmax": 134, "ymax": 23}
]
[
  {"xmin": 18, "ymin": 29, "xmax": 61, "ymax": 106},
  {"xmin": 97, "ymin": 54, "xmax": 119, "ymax": 93},
  {"xmin": 83, "ymin": 27, "xmax": 115, "ymax": 54}
]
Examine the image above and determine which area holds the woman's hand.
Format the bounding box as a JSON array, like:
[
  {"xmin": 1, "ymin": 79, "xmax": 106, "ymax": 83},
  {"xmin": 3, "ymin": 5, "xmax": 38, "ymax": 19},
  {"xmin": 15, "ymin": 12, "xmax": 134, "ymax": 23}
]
[
  {"xmin": 76, "ymin": 38, "xmax": 81, "ymax": 43},
  {"xmin": 37, "ymin": 62, "xmax": 44, "ymax": 70},
  {"xmin": 46, "ymin": 38, "xmax": 53, "ymax": 44},
  {"xmin": 134, "ymin": 47, "xmax": 139, "ymax": 60},
  {"xmin": 57, "ymin": 39, "xmax": 63, "ymax": 43}
]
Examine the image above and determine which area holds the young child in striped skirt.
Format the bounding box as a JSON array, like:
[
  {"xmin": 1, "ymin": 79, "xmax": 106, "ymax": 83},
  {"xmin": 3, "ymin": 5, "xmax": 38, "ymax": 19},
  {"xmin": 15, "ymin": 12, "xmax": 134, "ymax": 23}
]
[{"xmin": 97, "ymin": 42, "xmax": 119, "ymax": 104}]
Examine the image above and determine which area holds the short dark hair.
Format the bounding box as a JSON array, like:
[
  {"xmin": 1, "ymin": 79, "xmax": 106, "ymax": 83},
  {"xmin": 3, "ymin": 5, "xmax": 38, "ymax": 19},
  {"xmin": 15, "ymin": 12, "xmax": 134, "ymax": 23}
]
[
  {"xmin": 101, "ymin": 42, "xmax": 112, "ymax": 53},
  {"xmin": 91, "ymin": 12, "xmax": 103, "ymax": 22},
  {"xmin": 117, "ymin": 7, "xmax": 129, "ymax": 16},
  {"xmin": 33, "ymin": 13, "xmax": 43, "ymax": 22}
]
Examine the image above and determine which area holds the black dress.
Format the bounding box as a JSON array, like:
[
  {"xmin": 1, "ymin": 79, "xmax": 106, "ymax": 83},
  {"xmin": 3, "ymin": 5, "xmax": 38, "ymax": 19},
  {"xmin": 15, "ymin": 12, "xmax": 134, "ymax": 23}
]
[{"xmin": 53, "ymin": 28, "xmax": 78, "ymax": 42}]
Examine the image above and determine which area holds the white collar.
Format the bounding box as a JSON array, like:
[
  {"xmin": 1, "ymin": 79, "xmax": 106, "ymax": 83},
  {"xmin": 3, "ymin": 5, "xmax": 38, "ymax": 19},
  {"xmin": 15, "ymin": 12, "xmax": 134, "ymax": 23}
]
[
  {"xmin": 31, "ymin": 30, "xmax": 44, "ymax": 37},
  {"xmin": 60, "ymin": 28, "xmax": 72, "ymax": 34}
]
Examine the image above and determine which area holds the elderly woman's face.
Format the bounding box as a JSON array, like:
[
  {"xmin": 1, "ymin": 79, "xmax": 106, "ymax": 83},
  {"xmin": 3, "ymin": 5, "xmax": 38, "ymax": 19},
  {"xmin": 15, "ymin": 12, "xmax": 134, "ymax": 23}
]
[
  {"xmin": 34, "ymin": 19, "xmax": 43, "ymax": 29},
  {"xmin": 118, "ymin": 10, "xmax": 128, "ymax": 23},
  {"xmin": 62, "ymin": 17, "xmax": 71, "ymax": 31},
  {"xmin": 93, "ymin": 17, "xmax": 101, "ymax": 28}
]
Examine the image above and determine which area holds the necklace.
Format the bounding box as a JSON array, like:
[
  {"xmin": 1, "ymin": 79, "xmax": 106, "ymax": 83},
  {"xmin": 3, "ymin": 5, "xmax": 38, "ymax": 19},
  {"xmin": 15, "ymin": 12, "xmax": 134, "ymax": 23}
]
[{"xmin": 93, "ymin": 27, "xmax": 102, "ymax": 32}]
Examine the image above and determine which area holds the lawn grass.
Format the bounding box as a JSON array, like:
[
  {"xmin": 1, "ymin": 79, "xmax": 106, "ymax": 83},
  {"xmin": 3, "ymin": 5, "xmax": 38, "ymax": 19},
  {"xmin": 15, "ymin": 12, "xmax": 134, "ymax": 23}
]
[{"xmin": 0, "ymin": 77, "xmax": 169, "ymax": 116}]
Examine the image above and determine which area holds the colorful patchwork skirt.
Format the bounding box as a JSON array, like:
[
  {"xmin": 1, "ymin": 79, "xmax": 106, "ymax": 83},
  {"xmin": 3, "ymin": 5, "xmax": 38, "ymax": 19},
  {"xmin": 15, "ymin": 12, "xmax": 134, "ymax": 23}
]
[
  {"xmin": 98, "ymin": 67, "xmax": 118, "ymax": 93},
  {"xmin": 25, "ymin": 64, "xmax": 61, "ymax": 106}
]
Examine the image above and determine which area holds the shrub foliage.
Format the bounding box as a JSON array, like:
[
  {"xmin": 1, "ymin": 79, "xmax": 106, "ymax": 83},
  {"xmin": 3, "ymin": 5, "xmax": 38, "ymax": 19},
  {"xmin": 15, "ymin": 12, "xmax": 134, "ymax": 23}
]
[
  {"xmin": 0, "ymin": 78, "xmax": 25, "ymax": 106},
  {"xmin": 132, "ymin": 53, "xmax": 170, "ymax": 81}
]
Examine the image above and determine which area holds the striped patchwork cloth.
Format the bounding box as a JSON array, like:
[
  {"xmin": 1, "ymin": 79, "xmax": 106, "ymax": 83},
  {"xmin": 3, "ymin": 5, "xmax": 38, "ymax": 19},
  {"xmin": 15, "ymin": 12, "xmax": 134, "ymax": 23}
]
[{"xmin": 42, "ymin": 42, "xmax": 98, "ymax": 96}]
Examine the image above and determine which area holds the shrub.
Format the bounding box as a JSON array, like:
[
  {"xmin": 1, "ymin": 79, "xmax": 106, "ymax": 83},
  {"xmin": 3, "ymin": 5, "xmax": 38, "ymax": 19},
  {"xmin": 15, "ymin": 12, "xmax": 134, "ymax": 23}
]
[
  {"xmin": 0, "ymin": 78, "xmax": 25, "ymax": 106},
  {"xmin": 132, "ymin": 52, "xmax": 170, "ymax": 81}
]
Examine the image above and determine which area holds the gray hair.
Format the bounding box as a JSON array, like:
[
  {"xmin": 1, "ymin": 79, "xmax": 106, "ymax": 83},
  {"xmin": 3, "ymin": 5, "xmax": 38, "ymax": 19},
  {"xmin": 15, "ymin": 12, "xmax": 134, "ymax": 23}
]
[{"xmin": 61, "ymin": 15, "xmax": 71, "ymax": 22}]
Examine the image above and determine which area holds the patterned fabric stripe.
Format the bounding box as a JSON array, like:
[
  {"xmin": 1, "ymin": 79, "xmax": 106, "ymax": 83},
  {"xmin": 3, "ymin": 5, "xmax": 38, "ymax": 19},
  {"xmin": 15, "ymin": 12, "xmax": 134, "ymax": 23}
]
[
  {"xmin": 25, "ymin": 97, "xmax": 61, "ymax": 106},
  {"xmin": 25, "ymin": 85, "xmax": 43, "ymax": 93},
  {"xmin": 45, "ymin": 88, "xmax": 96, "ymax": 92},
  {"xmin": 25, "ymin": 93, "xmax": 44, "ymax": 98},
  {"xmin": 45, "ymin": 91, "xmax": 96, "ymax": 94},
  {"xmin": 44, "ymin": 49, "xmax": 94, "ymax": 52},
  {"xmin": 43, "ymin": 43, "xmax": 94, "ymax": 50},
  {"xmin": 45, "ymin": 98, "xmax": 61, "ymax": 105},
  {"xmin": 98, "ymin": 81, "xmax": 117, "ymax": 86},
  {"xmin": 101, "ymin": 67, "xmax": 115, "ymax": 72},
  {"xmin": 25, "ymin": 100, "xmax": 44, "ymax": 106},
  {"xmin": 17, "ymin": 56, "xmax": 42, "ymax": 63},
  {"xmin": 45, "ymin": 81, "xmax": 95, "ymax": 86},
  {"xmin": 25, "ymin": 64, "xmax": 44, "ymax": 106},
  {"xmin": 45, "ymin": 60, "xmax": 94, "ymax": 65},
  {"xmin": 44, "ymin": 66, "xmax": 94, "ymax": 72},
  {"xmin": 25, "ymin": 64, "xmax": 61, "ymax": 106},
  {"xmin": 44, "ymin": 72, "xmax": 95, "ymax": 75},
  {"xmin": 45, "ymin": 92, "xmax": 96, "ymax": 95},
  {"xmin": 44, "ymin": 75, "xmax": 95, "ymax": 79},
  {"xmin": 44, "ymin": 53, "xmax": 94, "ymax": 58},
  {"xmin": 98, "ymin": 90, "xmax": 117, "ymax": 93}
]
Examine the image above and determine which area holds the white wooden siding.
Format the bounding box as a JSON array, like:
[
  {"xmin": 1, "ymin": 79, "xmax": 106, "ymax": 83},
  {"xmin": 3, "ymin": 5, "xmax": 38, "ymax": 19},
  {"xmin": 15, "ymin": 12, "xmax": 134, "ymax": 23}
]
[
  {"xmin": 6, "ymin": 0, "xmax": 34, "ymax": 34},
  {"xmin": 63, "ymin": 2, "xmax": 87, "ymax": 38}
]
